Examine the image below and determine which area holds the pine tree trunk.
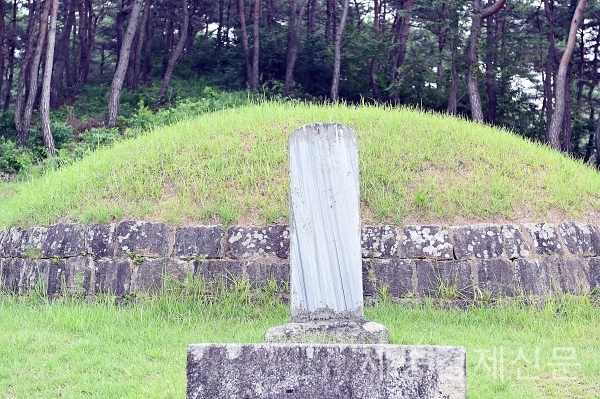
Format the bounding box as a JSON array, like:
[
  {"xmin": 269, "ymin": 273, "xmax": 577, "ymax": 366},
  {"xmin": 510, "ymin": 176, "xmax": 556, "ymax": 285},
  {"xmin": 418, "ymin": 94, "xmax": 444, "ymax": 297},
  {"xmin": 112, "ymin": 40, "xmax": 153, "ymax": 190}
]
[
  {"xmin": 14, "ymin": 0, "xmax": 39, "ymax": 140},
  {"xmin": 3, "ymin": 0, "xmax": 17, "ymax": 112},
  {"xmin": 0, "ymin": 0, "xmax": 6, "ymax": 97},
  {"xmin": 389, "ymin": 0, "xmax": 414, "ymax": 105},
  {"xmin": 130, "ymin": 0, "xmax": 150, "ymax": 92},
  {"xmin": 547, "ymin": 0, "xmax": 587, "ymax": 150},
  {"xmin": 330, "ymin": 0, "xmax": 349, "ymax": 103},
  {"xmin": 466, "ymin": 0, "xmax": 484, "ymax": 122},
  {"xmin": 249, "ymin": 0, "xmax": 260, "ymax": 93},
  {"xmin": 466, "ymin": 0, "xmax": 506, "ymax": 122},
  {"xmin": 325, "ymin": 0, "xmax": 334, "ymax": 44},
  {"xmin": 75, "ymin": 0, "xmax": 94, "ymax": 95},
  {"xmin": 485, "ymin": 13, "xmax": 497, "ymax": 124},
  {"xmin": 50, "ymin": 0, "xmax": 77, "ymax": 109},
  {"xmin": 369, "ymin": 0, "xmax": 380, "ymax": 100},
  {"xmin": 544, "ymin": 0, "xmax": 557, "ymax": 143},
  {"xmin": 21, "ymin": 0, "xmax": 52, "ymax": 145},
  {"xmin": 106, "ymin": 0, "xmax": 144, "ymax": 126},
  {"xmin": 283, "ymin": 0, "xmax": 309, "ymax": 96},
  {"xmin": 143, "ymin": 4, "xmax": 154, "ymax": 83},
  {"xmin": 238, "ymin": 0, "xmax": 252, "ymax": 87},
  {"xmin": 41, "ymin": 0, "xmax": 59, "ymax": 157},
  {"xmin": 158, "ymin": 0, "xmax": 189, "ymax": 102}
]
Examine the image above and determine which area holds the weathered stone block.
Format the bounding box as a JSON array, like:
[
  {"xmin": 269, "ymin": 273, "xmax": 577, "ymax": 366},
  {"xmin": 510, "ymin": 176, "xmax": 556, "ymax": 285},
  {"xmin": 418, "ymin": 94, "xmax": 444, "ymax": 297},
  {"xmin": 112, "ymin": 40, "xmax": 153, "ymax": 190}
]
[
  {"xmin": 63, "ymin": 257, "xmax": 94, "ymax": 295},
  {"xmin": 557, "ymin": 222, "xmax": 600, "ymax": 257},
  {"xmin": 514, "ymin": 259, "xmax": 554, "ymax": 296},
  {"xmin": 95, "ymin": 259, "xmax": 131, "ymax": 295},
  {"xmin": 86, "ymin": 223, "xmax": 115, "ymax": 258},
  {"xmin": 501, "ymin": 224, "xmax": 530, "ymax": 259},
  {"xmin": 264, "ymin": 320, "xmax": 389, "ymax": 344},
  {"xmin": 452, "ymin": 224, "xmax": 503, "ymax": 260},
  {"xmin": 174, "ymin": 225, "xmax": 223, "ymax": 259},
  {"xmin": 41, "ymin": 223, "xmax": 85, "ymax": 258},
  {"xmin": 588, "ymin": 258, "xmax": 600, "ymax": 290},
  {"xmin": 0, "ymin": 258, "xmax": 20, "ymax": 292},
  {"xmin": 245, "ymin": 260, "xmax": 289, "ymax": 289},
  {"xmin": 38, "ymin": 259, "xmax": 63, "ymax": 295},
  {"xmin": 227, "ymin": 225, "xmax": 289, "ymax": 259},
  {"xmin": 476, "ymin": 259, "xmax": 517, "ymax": 297},
  {"xmin": 361, "ymin": 225, "xmax": 399, "ymax": 258},
  {"xmin": 20, "ymin": 226, "xmax": 47, "ymax": 258},
  {"xmin": 187, "ymin": 344, "xmax": 467, "ymax": 399},
  {"xmin": 399, "ymin": 225, "xmax": 453, "ymax": 260},
  {"xmin": 19, "ymin": 258, "xmax": 47, "ymax": 292},
  {"xmin": 523, "ymin": 223, "xmax": 564, "ymax": 256},
  {"xmin": 362, "ymin": 259, "xmax": 377, "ymax": 297},
  {"xmin": 550, "ymin": 258, "xmax": 589, "ymax": 294},
  {"xmin": 193, "ymin": 259, "xmax": 243, "ymax": 288},
  {"xmin": 415, "ymin": 260, "xmax": 473, "ymax": 298},
  {"xmin": 132, "ymin": 258, "xmax": 189, "ymax": 293},
  {"xmin": 370, "ymin": 258, "xmax": 414, "ymax": 297},
  {"xmin": 0, "ymin": 227, "xmax": 22, "ymax": 257},
  {"xmin": 115, "ymin": 221, "xmax": 171, "ymax": 257}
]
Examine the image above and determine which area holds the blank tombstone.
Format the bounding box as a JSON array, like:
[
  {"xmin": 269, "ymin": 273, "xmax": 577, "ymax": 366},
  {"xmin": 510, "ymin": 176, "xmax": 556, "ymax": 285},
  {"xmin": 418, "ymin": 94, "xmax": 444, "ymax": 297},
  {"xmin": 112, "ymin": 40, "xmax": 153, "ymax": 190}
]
[
  {"xmin": 289, "ymin": 122, "xmax": 363, "ymax": 321},
  {"xmin": 265, "ymin": 122, "xmax": 387, "ymax": 343}
]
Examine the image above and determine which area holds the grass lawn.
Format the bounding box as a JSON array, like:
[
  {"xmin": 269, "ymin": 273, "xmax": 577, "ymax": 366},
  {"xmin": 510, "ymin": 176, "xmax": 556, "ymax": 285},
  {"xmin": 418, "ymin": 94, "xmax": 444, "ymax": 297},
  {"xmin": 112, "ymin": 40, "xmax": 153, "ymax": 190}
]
[{"xmin": 1, "ymin": 291, "xmax": 599, "ymax": 399}]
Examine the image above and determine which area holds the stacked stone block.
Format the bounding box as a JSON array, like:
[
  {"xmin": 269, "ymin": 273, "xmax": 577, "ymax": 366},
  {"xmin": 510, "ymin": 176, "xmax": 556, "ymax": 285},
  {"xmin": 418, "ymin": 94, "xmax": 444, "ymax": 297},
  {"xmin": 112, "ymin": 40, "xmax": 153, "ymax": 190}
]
[{"xmin": 1, "ymin": 220, "xmax": 599, "ymax": 299}]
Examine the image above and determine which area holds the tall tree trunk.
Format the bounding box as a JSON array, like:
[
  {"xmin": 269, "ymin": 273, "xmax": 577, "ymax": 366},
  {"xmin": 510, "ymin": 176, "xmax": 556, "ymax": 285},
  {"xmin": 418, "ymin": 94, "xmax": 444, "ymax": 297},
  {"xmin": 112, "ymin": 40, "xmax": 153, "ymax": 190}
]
[
  {"xmin": 41, "ymin": 0, "xmax": 59, "ymax": 157},
  {"xmin": 466, "ymin": 0, "xmax": 506, "ymax": 122},
  {"xmin": 20, "ymin": 0, "xmax": 52, "ymax": 146},
  {"xmin": 547, "ymin": 0, "xmax": 587, "ymax": 150},
  {"xmin": 50, "ymin": 0, "xmax": 76, "ymax": 109},
  {"xmin": 143, "ymin": 3, "xmax": 154, "ymax": 83},
  {"xmin": 561, "ymin": 65, "xmax": 572, "ymax": 153},
  {"xmin": 14, "ymin": 0, "xmax": 39, "ymax": 138},
  {"xmin": 130, "ymin": 0, "xmax": 150, "ymax": 91},
  {"xmin": 583, "ymin": 28, "xmax": 600, "ymax": 163},
  {"xmin": 283, "ymin": 0, "xmax": 309, "ymax": 96},
  {"xmin": 447, "ymin": 45, "xmax": 459, "ymax": 114},
  {"xmin": 369, "ymin": 0, "xmax": 380, "ymax": 100},
  {"xmin": 389, "ymin": 0, "xmax": 415, "ymax": 105},
  {"xmin": 106, "ymin": 0, "xmax": 144, "ymax": 126},
  {"xmin": 330, "ymin": 0, "xmax": 349, "ymax": 103},
  {"xmin": 544, "ymin": 0, "xmax": 557, "ymax": 143},
  {"xmin": 485, "ymin": 12, "xmax": 497, "ymax": 124},
  {"xmin": 595, "ymin": 117, "xmax": 600, "ymax": 168},
  {"xmin": 249, "ymin": 0, "xmax": 260, "ymax": 92},
  {"xmin": 75, "ymin": 0, "xmax": 94, "ymax": 95},
  {"xmin": 3, "ymin": 0, "xmax": 17, "ymax": 112},
  {"xmin": 238, "ymin": 0, "xmax": 251, "ymax": 87},
  {"xmin": 0, "ymin": 0, "xmax": 6, "ymax": 97},
  {"xmin": 217, "ymin": 0, "xmax": 225, "ymax": 47},
  {"xmin": 447, "ymin": 2, "xmax": 459, "ymax": 114},
  {"xmin": 325, "ymin": 0, "xmax": 334, "ymax": 44},
  {"xmin": 158, "ymin": 0, "xmax": 189, "ymax": 102}
]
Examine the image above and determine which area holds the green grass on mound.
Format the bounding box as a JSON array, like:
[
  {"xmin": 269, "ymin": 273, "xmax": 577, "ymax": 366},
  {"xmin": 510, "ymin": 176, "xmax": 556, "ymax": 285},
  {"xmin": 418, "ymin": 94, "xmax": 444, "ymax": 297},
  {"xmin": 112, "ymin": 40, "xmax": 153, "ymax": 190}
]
[{"xmin": 2, "ymin": 102, "xmax": 600, "ymax": 228}]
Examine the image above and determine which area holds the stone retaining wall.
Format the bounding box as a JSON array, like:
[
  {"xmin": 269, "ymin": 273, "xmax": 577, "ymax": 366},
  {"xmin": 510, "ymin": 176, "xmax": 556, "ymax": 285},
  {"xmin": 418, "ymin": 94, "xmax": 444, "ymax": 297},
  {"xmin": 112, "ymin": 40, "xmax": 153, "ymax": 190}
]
[{"xmin": 1, "ymin": 221, "xmax": 599, "ymax": 299}]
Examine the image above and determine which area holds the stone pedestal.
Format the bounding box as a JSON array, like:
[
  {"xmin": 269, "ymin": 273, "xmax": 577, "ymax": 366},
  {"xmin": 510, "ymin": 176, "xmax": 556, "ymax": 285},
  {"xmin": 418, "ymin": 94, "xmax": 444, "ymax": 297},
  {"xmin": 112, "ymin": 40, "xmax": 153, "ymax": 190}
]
[
  {"xmin": 187, "ymin": 343, "xmax": 467, "ymax": 399},
  {"xmin": 264, "ymin": 319, "xmax": 388, "ymax": 344}
]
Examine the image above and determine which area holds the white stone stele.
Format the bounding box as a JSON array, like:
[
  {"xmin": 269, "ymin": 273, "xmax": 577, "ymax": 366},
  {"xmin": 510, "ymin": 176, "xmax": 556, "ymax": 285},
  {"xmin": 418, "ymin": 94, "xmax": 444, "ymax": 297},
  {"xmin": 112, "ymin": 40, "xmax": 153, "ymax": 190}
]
[
  {"xmin": 288, "ymin": 122, "xmax": 363, "ymax": 322},
  {"xmin": 187, "ymin": 343, "xmax": 467, "ymax": 399}
]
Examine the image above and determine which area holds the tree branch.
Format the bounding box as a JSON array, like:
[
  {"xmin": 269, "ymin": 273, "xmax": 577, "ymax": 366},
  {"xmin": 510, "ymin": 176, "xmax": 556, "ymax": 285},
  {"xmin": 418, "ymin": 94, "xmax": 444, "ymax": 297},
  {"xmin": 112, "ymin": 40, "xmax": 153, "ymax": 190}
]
[{"xmin": 481, "ymin": 0, "xmax": 507, "ymax": 19}]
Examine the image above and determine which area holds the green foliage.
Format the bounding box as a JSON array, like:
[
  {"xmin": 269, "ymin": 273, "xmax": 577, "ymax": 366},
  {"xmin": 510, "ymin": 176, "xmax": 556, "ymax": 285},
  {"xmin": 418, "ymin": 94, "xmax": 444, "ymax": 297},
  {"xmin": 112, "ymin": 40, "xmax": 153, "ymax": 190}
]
[{"xmin": 0, "ymin": 137, "xmax": 35, "ymax": 174}]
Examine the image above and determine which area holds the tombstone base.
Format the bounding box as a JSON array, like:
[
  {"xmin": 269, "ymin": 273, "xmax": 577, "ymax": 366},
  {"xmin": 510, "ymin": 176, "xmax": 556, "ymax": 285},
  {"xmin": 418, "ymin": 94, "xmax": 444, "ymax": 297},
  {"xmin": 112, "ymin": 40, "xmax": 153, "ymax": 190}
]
[
  {"xmin": 264, "ymin": 319, "xmax": 389, "ymax": 343},
  {"xmin": 187, "ymin": 343, "xmax": 466, "ymax": 399}
]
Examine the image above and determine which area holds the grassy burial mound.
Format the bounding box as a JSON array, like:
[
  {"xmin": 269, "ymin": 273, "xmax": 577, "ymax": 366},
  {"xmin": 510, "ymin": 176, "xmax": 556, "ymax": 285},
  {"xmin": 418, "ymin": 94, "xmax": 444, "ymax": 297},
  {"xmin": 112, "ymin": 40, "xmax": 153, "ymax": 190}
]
[{"xmin": 1, "ymin": 102, "xmax": 600, "ymax": 228}]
